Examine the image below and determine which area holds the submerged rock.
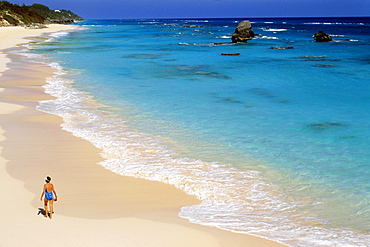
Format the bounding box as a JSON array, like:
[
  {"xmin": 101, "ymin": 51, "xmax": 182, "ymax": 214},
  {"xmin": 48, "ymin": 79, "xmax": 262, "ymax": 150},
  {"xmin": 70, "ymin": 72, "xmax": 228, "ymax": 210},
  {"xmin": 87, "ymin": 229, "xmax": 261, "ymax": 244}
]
[
  {"xmin": 214, "ymin": 42, "xmax": 233, "ymax": 45},
  {"xmin": 307, "ymin": 122, "xmax": 347, "ymax": 130},
  {"xmin": 313, "ymin": 31, "xmax": 333, "ymax": 42},
  {"xmin": 231, "ymin": 20, "xmax": 255, "ymax": 43},
  {"xmin": 221, "ymin": 97, "xmax": 243, "ymax": 104},
  {"xmin": 270, "ymin": 46, "xmax": 294, "ymax": 49},
  {"xmin": 313, "ymin": 64, "xmax": 335, "ymax": 68},
  {"xmin": 294, "ymin": 56, "xmax": 341, "ymax": 63},
  {"xmin": 123, "ymin": 53, "xmax": 165, "ymax": 59},
  {"xmin": 294, "ymin": 56, "xmax": 328, "ymax": 61},
  {"xmin": 248, "ymin": 88, "xmax": 276, "ymax": 98}
]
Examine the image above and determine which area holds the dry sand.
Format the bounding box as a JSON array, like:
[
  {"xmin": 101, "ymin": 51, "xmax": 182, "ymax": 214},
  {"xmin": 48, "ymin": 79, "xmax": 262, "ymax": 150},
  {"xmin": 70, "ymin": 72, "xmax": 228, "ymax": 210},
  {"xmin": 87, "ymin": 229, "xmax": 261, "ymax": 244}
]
[{"xmin": 0, "ymin": 25, "xmax": 287, "ymax": 246}]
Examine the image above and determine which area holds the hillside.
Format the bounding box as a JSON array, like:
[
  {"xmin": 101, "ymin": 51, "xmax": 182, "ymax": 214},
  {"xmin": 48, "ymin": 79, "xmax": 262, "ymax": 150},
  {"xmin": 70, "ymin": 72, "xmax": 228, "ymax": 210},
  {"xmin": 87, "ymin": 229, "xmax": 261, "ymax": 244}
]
[{"xmin": 0, "ymin": 1, "xmax": 83, "ymax": 27}]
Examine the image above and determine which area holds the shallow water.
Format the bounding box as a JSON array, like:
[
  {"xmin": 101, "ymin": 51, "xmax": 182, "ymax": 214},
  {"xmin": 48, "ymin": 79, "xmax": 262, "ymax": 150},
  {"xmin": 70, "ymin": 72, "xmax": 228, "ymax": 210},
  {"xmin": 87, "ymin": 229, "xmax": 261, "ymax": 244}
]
[{"xmin": 23, "ymin": 17, "xmax": 370, "ymax": 246}]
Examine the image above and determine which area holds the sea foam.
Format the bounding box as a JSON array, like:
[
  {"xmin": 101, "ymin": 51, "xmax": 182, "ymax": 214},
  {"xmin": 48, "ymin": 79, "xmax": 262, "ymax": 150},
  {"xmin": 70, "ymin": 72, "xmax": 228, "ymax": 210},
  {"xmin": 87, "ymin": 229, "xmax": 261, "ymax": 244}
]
[{"xmin": 34, "ymin": 59, "xmax": 370, "ymax": 247}]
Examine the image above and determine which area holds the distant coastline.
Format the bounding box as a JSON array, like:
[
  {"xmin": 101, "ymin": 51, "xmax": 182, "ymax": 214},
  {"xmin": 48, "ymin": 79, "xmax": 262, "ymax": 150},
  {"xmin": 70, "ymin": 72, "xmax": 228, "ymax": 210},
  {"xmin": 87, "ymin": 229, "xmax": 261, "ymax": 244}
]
[{"xmin": 0, "ymin": 1, "xmax": 83, "ymax": 27}]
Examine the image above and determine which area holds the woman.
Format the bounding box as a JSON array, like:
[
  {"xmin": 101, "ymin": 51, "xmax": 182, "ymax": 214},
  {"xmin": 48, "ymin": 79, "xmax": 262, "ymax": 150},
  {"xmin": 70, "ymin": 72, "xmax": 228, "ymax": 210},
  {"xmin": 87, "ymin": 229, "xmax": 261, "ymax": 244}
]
[{"xmin": 40, "ymin": 176, "xmax": 57, "ymax": 219}]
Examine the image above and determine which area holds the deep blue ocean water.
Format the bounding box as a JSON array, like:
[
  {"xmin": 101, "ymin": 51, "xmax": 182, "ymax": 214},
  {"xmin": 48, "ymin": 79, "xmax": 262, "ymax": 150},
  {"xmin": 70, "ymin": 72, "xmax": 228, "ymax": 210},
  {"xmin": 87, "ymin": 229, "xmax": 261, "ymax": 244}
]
[{"xmin": 25, "ymin": 17, "xmax": 369, "ymax": 246}]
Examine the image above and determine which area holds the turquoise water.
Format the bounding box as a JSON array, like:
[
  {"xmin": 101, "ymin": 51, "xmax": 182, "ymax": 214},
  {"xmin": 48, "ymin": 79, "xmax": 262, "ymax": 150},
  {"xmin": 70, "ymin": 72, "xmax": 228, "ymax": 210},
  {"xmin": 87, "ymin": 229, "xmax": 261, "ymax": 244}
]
[{"xmin": 26, "ymin": 18, "xmax": 369, "ymax": 246}]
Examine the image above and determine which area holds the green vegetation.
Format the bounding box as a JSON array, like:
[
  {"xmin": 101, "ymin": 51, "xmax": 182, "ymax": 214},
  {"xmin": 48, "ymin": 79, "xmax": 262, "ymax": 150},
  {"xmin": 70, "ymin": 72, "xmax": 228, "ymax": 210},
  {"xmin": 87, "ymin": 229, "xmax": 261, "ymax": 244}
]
[{"xmin": 0, "ymin": 1, "xmax": 83, "ymax": 26}]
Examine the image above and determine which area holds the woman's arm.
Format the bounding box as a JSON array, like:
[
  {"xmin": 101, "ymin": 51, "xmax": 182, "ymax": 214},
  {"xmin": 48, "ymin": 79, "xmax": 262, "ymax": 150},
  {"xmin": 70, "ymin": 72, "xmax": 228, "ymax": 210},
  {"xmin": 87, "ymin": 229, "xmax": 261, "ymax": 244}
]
[
  {"xmin": 53, "ymin": 190, "xmax": 57, "ymax": 199},
  {"xmin": 52, "ymin": 184, "xmax": 57, "ymax": 199},
  {"xmin": 40, "ymin": 184, "xmax": 45, "ymax": 201}
]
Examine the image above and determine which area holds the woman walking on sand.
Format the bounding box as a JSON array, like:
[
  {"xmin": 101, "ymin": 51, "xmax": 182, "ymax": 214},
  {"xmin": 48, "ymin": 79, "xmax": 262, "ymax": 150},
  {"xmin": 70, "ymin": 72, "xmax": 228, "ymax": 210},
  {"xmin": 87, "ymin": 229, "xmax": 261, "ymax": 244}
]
[{"xmin": 40, "ymin": 176, "xmax": 57, "ymax": 219}]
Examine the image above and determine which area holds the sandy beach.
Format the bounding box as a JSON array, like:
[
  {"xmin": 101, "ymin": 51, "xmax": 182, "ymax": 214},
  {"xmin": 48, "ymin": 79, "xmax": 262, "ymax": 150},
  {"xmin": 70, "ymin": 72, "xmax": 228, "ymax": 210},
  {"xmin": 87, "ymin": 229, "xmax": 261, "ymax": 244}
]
[{"xmin": 0, "ymin": 25, "xmax": 287, "ymax": 246}]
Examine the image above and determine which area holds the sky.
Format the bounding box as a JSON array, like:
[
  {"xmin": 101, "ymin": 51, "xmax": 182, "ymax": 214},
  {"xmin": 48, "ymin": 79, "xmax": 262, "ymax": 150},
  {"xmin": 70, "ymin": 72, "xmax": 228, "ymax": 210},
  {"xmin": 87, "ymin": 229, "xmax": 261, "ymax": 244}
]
[{"xmin": 11, "ymin": 0, "xmax": 370, "ymax": 19}]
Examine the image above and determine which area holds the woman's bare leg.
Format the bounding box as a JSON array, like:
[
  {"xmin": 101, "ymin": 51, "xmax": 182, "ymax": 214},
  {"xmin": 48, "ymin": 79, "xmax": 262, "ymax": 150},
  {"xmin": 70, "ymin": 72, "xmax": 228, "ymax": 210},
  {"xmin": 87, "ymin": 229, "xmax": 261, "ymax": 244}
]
[
  {"xmin": 43, "ymin": 198, "xmax": 48, "ymax": 218},
  {"xmin": 49, "ymin": 200, "xmax": 54, "ymax": 219}
]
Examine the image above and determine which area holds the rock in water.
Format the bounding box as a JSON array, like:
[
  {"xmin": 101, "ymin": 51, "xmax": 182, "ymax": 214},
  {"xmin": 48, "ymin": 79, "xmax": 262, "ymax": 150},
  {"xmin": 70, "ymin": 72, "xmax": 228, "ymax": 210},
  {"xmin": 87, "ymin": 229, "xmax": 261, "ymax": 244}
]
[
  {"xmin": 313, "ymin": 30, "xmax": 333, "ymax": 42},
  {"xmin": 221, "ymin": 53, "xmax": 241, "ymax": 56},
  {"xmin": 270, "ymin": 46, "xmax": 294, "ymax": 49},
  {"xmin": 231, "ymin": 20, "xmax": 255, "ymax": 43}
]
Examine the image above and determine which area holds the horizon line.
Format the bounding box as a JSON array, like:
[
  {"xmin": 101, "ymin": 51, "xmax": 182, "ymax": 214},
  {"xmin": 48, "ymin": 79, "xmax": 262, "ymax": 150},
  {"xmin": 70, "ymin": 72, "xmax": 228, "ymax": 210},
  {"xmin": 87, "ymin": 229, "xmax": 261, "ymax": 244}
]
[{"xmin": 81, "ymin": 16, "xmax": 370, "ymax": 20}]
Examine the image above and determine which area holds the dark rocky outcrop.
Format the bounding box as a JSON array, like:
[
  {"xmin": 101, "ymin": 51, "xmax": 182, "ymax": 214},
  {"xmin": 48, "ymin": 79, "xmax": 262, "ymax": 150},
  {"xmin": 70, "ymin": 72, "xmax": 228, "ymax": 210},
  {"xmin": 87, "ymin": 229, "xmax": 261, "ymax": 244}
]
[
  {"xmin": 231, "ymin": 20, "xmax": 255, "ymax": 43},
  {"xmin": 221, "ymin": 53, "xmax": 240, "ymax": 56},
  {"xmin": 313, "ymin": 30, "xmax": 332, "ymax": 42}
]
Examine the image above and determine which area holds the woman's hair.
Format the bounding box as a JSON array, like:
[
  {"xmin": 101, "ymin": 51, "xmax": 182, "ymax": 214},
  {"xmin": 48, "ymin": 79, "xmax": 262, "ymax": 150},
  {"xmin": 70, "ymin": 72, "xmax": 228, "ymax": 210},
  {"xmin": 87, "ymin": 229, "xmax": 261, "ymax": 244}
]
[{"xmin": 45, "ymin": 176, "xmax": 51, "ymax": 183}]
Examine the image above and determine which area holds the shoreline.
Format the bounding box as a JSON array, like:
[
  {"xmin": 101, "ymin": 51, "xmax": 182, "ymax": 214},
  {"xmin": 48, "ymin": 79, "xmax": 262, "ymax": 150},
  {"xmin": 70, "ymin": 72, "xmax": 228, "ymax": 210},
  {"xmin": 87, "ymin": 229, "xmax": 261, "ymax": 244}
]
[
  {"xmin": 0, "ymin": 25, "xmax": 80, "ymax": 76},
  {"xmin": 0, "ymin": 26, "xmax": 287, "ymax": 246}
]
